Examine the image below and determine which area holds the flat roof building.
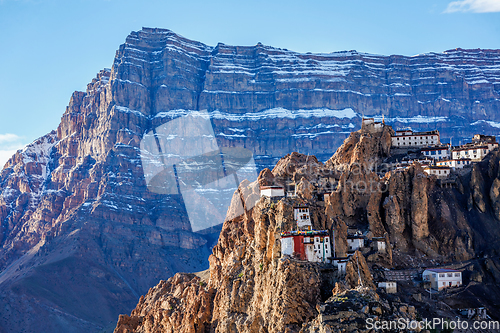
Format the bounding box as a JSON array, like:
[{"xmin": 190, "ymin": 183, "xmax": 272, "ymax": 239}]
[
  {"xmin": 392, "ymin": 129, "xmax": 440, "ymax": 148},
  {"xmin": 260, "ymin": 186, "xmax": 285, "ymax": 198},
  {"xmin": 423, "ymin": 268, "xmax": 462, "ymax": 290}
]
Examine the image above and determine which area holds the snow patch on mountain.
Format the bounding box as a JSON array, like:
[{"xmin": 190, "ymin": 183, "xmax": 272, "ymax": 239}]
[
  {"xmin": 155, "ymin": 108, "xmax": 359, "ymax": 121},
  {"xmin": 471, "ymin": 120, "xmax": 500, "ymax": 128}
]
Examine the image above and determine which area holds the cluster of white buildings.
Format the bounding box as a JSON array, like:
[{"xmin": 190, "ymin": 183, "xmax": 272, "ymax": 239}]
[
  {"xmin": 390, "ymin": 128, "xmax": 498, "ymax": 179},
  {"xmin": 278, "ymin": 204, "xmax": 389, "ymax": 279}
]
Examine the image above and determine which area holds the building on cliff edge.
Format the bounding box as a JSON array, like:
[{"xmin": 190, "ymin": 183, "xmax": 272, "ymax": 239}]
[
  {"xmin": 294, "ymin": 206, "xmax": 312, "ymax": 231},
  {"xmin": 280, "ymin": 230, "xmax": 331, "ymax": 263},
  {"xmin": 260, "ymin": 185, "xmax": 285, "ymax": 197},
  {"xmin": 391, "ymin": 129, "xmax": 440, "ymax": 148},
  {"xmin": 422, "ymin": 268, "xmax": 462, "ymax": 290},
  {"xmin": 423, "ymin": 166, "xmax": 451, "ymax": 179}
]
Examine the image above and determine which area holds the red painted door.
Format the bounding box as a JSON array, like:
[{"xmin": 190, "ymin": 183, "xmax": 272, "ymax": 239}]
[{"xmin": 294, "ymin": 236, "xmax": 305, "ymax": 260}]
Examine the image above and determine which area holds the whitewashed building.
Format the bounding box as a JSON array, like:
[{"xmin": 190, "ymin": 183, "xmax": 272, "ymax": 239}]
[
  {"xmin": 260, "ymin": 186, "xmax": 285, "ymax": 197},
  {"xmin": 347, "ymin": 234, "xmax": 364, "ymax": 252},
  {"xmin": 452, "ymin": 145, "xmax": 494, "ymax": 161},
  {"xmin": 423, "ymin": 268, "xmax": 462, "ymax": 290},
  {"xmin": 378, "ymin": 282, "xmax": 397, "ymax": 293},
  {"xmin": 294, "ymin": 206, "xmax": 312, "ymax": 230},
  {"xmin": 372, "ymin": 237, "xmax": 386, "ymax": 253},
  {"xmin": 280, "ymin": 237, "xmax": 295, "ymax": 257},
  {"xmin": 450, "ymin": 134, "xmax": 497, "ymax": 161},
  {"xmin": 423, "ymin": 166, "xmax": 451, "ymax": 179},
  {"xmin": 436, "ymin": 159, "xmax": 472, "ymax": 169},
  {"xmin": 421, "ymin": 146, "xmax": 450, "ymax": 160},
  {"xmin": 391, "ymin": 130, "xmax": 440, "ymax": 148},
  {"xmin": 332, "ymin": 257, "xmax": 348, "ymax": 274},
  {"xmin": 306, "ymin": 234, "xmax": 332, "ymax": 263},
  {"xmin": 280, "ymin": 230, "xmax": 332, "ymax": 263}
]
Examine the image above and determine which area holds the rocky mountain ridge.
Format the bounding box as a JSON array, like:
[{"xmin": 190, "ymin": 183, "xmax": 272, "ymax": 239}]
[
  {"xmin": 2, "ymin": 27, "xmax": 500, "ymax": 332},
  {"xmin": 112, "ymin": 27, "xmax": 500, "ymax": 167}
]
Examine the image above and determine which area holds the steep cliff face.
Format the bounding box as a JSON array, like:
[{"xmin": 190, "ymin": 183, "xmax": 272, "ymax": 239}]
[
  {"xmin": 114, "ymin": 128, "xmax": 500, "ymax": 333},
  {"xmin": 324, "ymin": 125, "xmax": 478, "ymax": 264},
  {"xmin": 106, "ymin": 28, "xmax": 500, "ymax": 168},
  {"xmin": 114, "ymin": 191, "xmax": 379, "ymax": 333},
  {"xmin": 2, "ymin": 27, "xmax": 500, "ymax": 332}
]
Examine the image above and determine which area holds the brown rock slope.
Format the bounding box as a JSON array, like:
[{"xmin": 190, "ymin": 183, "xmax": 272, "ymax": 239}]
[
  {"xmin": 116, "ymin": 126, "xmax": 500, "ymax": 332},
  {"xmin": 115, "ymin": 192, "xmax": 378, "ymax": 333}
]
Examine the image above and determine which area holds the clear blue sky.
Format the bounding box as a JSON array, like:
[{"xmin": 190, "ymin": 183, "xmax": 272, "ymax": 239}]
[{"xmin": 1, "ymin": 0, "xmax": 499, "ymax": 166}]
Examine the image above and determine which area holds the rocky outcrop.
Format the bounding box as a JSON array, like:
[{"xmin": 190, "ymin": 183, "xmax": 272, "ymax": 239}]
[
  {"xmin": 320, "ymin": 125, "xmax": 483, "ymax": 264},
  {"xmin": 115, "ymin": 196, "xmax": 325, "ymax": 333},
  {"xmin": 302, "ymin": 288, "xmax": 417, "ymax": 333},
  {"xmin": 114, "ymin": 127, "xmax": 500, "ymax": 332},
  {"xmin": 114, "ymin": 273, "xmax": 215, "ymax": 333},
  {"xmin": 114, "ymin": 190, "xmax": 395, "ymax": 333}
]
